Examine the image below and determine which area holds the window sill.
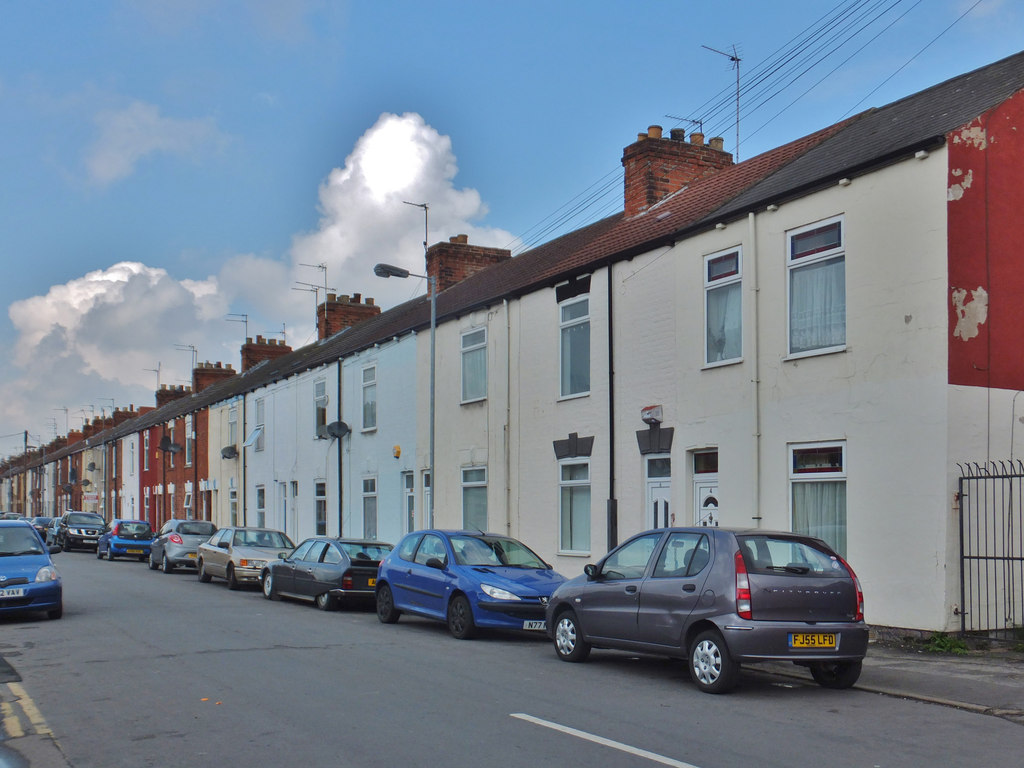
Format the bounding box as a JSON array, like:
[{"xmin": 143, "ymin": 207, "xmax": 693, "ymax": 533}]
[
  {"xmin": 557, "ymin": 391, "xmax": 590, "ymax": 403},
  {"xmin": 461, "ymin": 397, "xmax": 487, "ymax": 406},
  {"xmin": 702, "ymin": 357, "xmax": 743, "ymax": 371},
  {"xmin": 783, "ymin": 344, "xmax": 847, "ymax": 362},
  {"xmin": 557, "ymin": 550, "xmax": 592, "ymax": 558}
]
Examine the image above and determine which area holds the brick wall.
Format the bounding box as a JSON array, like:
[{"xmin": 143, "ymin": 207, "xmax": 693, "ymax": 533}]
[{"xmin": 317, "ymin": 293, "xmax": 381, "ymax": 340}]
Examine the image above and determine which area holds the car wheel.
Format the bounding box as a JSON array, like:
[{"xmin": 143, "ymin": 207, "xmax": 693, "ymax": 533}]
[
  {"xmin": 809, "ymin": 660, "xmax": 862, "ymax": 689},
  {"xmin": 96, "ymin": 547, "xmax": 103, "ymax": 560},
  {"xmin": 226, "ymin": 564, "xmax": 240, "ymax": 591},
  {"xmin": 162, "ymin": 554, "xmax": 174, "ymax": 574},
  {"xmin": 262, "ymin": 572, "xmax": 276, "ymax": 600},
  {"xmin": 690, "ymin": 629, "xmax": 739, "ymax": 694},
  {"xmin": 553, "ymin": 610, "xmax": 591, "ymax": 662},
  {"xmin": 376, "ymin": 583, "xmax": 400, "ymax": 624},
  {"xmin": 198, "ymin": 558, "xmax": 212, "ymax": 583},
  {"xmin": 47, "ymin": 602, "xmax": 63, "ymax": 620},
  {"xmin": 315, "ymin": 592, "xmax": 335, "ymax": 611},
  {"xmin": 106, "ymin": 547, "xmax": 116, "ymax": 561},
  {"xmin": 148, "ymin": 551, "xmax": 159, "ymax": 570},
  {"xmin": 446, "ymin": 594, "xmax": 477, "ymax": 640}
]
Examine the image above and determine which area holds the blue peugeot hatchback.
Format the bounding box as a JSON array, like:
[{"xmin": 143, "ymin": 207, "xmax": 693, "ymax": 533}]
[
  {"xmin": 97, "ymin": 519, "xmax": 155, "ymax": 561},
  {"xmin": 0, "ymin": 519, "xmax": 62, "ymax": 620},
  {"xmin": 375, "ymin": 530, "xmax": 566, "ymax": 639}
]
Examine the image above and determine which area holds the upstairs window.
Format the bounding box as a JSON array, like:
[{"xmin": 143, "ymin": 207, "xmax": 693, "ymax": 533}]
[
  {"xmin": 185, "ymin": 415, "xmax": 193, "ymax": 467},
  {"xmin": 362, "ymin": 366, "xmax": 377, "ymax": 431},
  {"xmin": 704, "ymin": 248, "xmax": 742, "ymax": 364},
  {"xmin": 559, "ymin": 297, "xmax": 590, "ymax": 397},
  {"xmin": 254, "ymin": 398, "xmax": 266, "ymax": 452},
  {"xmin": 461, "ymin": 328, "xmax": 487, "ymax": 403},
  {"xmin": 228, "ymin": 405, "xmax": 238, "ymax": 446},
  {"xmin": 788, "ymin": 217, "xmax": 845, "ymax": 356}
]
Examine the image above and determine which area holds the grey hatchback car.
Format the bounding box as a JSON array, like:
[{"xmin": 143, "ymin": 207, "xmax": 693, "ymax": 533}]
[
  {"xmin": 148, "ymin": 519, "xmax": 217, "ymax": 573},
  {"xmin": 545, "ymin": 527, "xmax": 867, "ymax": 694}
]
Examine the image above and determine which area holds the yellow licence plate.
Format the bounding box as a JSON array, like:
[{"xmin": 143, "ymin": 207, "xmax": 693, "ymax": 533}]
[
  {"xmin": 789, "ymin": 633, "xmax": 837, "ymax": 649},
  {"xmin": 368, "ymin": 578, "xmax": 376, "ymax": 587},
  {"xmin": 127, "ymin": 549, "xmax": 143, "ymax": 554}
]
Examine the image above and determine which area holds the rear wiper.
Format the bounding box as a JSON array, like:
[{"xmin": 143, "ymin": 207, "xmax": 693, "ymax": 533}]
[{"xmin": 765, "ymin": 565, "xmax": 811, "ymax": 574}]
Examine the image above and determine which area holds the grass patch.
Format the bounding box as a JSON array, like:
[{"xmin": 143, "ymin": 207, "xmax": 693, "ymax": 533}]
[{"xmin": 922, "ymin": 632, "xmax": 970, "ymax": 655}]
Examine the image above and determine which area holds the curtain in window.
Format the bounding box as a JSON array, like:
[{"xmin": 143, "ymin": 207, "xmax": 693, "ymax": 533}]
[
  {"xmin": 463, "ymin": 486, "xmax": 487, "ymax": 531},
  {"xmin": 560, "ymin": 321, "xmax": 590, "ymax": 396},
  {"xmin": 790, "ymin": 256, "xmax": 845, "ymax": 353},
  {"xmin": 560, "ymin": 484, "xmax": 590, "ymax": 551},
  {"xmin": 706, "ymin": 281, "xmax": 742, "ymax": 362},
  {"xmin": 362, "ymin": 384, "xmax": 376, "ymax": 429},
  {"xmin": 462, "ymin": 346, "xmax": 486, "ymax": 400},
  {"xmin": 792, "ymin": 480, "xmax": 847, "ymax": 556},
  {"xmin": 363, "ymin": 495, "xmax": 377, "ymax": 539}
]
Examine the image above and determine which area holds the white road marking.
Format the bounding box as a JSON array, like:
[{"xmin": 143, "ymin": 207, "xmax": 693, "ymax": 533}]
[{"xmin": 511, "ymin": 713, "xmax": 702, "ymax": 768}]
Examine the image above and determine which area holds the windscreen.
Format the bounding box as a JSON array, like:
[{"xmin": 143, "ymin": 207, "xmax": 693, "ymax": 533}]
[
  {"xmin": 450, "ymin": 535, "xmax": 546, "ymax": 568},
  {"xmin": 68, "ymin": 513, "xmax": 103, "ymax": 526}
]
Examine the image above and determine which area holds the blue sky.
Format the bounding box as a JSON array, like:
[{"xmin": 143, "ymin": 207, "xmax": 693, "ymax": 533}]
[{"xmin": 1, "ymin": 0, "xmax": 1021, "ymax": 450}]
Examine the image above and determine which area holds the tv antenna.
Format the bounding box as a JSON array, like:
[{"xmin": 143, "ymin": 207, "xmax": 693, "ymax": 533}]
[
  {"xmin": 175, "ymin": 343, "xmax": 198, "ymax": 371},
  {"xmin": 227, "ymin": 313, "xmax": 249, "ymax": 340},
  {"xmin": 144, "ymin": 362, "xmax": 162, "ymax": 390},
  {"xmin": 300, "ymin": 263, "xmax": 333, "ymax": 299},
  {"xmin": 702, "ymin": 44, "xmax": 741, "ymax": 161},
  {"xmin": 665, "ymin": 116, "xmax": 704, "ymax": 135}
]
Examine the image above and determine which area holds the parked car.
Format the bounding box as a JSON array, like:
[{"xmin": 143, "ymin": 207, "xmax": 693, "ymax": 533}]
[
  {"xmin": 0, "ymin": 519, "xmax": 62, "ymax": 620},
  {"xmin": 375, "ymin": 530, "xmax": 566, "ymax": 639},
  {"xmin": 262, "ymin": 537, "xmax": 393, "ymax": 610},
  {"xmin": 54, "ymin": 511, "xmax": 105, "ymax": 551},
  {"xmin": 1, "ymin": 512, "xmax": 26, "ymax": 520},
  {"xmin": 28, "ymin": 516, "xmax": 53, "ymax": 540},
  {"xmin": 44, "ymin": 518, "xmax": 59, "ymax": 545},
  {"xmin": 545, "ymin": 527, "xmax": 868, "ymax": 694},
  {"xmin": 197, "ymin": 527, "xmax": 294, "ymax": 590},
  {"xmin": 97, "ymin": 519, "xmax": 156, "ymax": 561},
  {"xmin": 148, "ymin": 519, "xmax": 217, "ymax": 573}
]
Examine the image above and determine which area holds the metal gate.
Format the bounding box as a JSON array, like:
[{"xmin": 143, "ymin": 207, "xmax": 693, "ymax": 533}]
[{"xmin": 958, "ymin": 461, "xmax": 1024, "ymax": 636}]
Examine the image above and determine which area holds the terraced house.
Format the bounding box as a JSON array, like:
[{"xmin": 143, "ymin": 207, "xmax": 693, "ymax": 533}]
[{"xmin": 4, "ymin": 51, "xmax": 1024, "ymax": 636}]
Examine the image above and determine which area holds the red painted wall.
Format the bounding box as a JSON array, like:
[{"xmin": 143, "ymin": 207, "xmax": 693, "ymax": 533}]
[{"xmin": 948, "ymin": 88, "xmax": 1024, "ymax": 389}]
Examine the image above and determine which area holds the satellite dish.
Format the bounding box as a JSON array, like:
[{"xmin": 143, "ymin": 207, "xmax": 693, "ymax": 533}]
[
  {"xmin": 62, "ymin": 483, "xmax": 74, "ymax": 493},
  {"xmin": 326, "ymin": 421, "xmax": 350, "ymax": 439},
  {"xmin": 87, "ymin": 462, "xmax": 96, "ymax": 471},
  {"xmin": 158, "ymin": 436, "xmax": 172, "ymax": 451},
  {"xmin": 81, "ymin": 479, "xmax": 91, "ymax": 487},
  {"xmin": 221, "ymin": 445, "xmax": 239, "ymax": 460}
]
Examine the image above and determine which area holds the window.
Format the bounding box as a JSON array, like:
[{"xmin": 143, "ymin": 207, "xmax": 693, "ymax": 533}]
[
  {"xmin": 788, "ymin": 217, "xmax": 845, "ymax": 355},
  {"xmin": 144, "ymin": 487, "xmax": 150, "ymax": 518},
  {"xmin": 654, "ymin": 532, "xmax": 711, "ymax": 578},
  {"xmin": 185, "ymin": 415, "xmax": 193, "ymax": 467},
  {"xmin": 362, "ymin": 477, "xmax": 377, "ymax": 539},
  {"xmin": 704, "ymin": 248, "xmax": 742, "ymax": 364},
  {"xmin": 254, "ymin": 399, "xmax": 266, "ymax": 451},
  {"xmin": 461, "ymin": 328, "xmax": 487, "ymax": 402},
  {"xmin": 559, "ymin": 297, "xmax": 590, "ymax": 397},
  {"xmin": 315, "ymin": 481, "xmax": 327, "ymax": 536},
  {"xmin": 790, "ymin": 441, "xmax": 847, "ymax": 556},
  {"xmin": 169, "ymin": 425, "xmax": 175, "ymax": 468},
  {"xmin": 129, "ymin": 440, "xmax": 135, "ymax": 477},
  {"xmin": 559, "ymin": 461, "xmax": 590, "ymax": 553},
  {"xmin": 255, "ymin": 485, "xmax": 265, "ymax": 527},
  {"xmin": 228, "ymin": 405, "xmax": 238, "ymax": 446},
  {"xmin": 415, "ymin": 534, "xmax": 447, "ymax": 566},
  {"xmin": 314, "ymin": 379, "xmax": 328, "ymax": 437},
  {"xmin": 183, "ymin": 491, "xmax": 193, "ymax": 517},
  {"xmin": 462, "ymin": 467, "xmax": 487, "ymax": 531},
  {"xmin": 143, "ymin": 432, "xmax": 150, "ymax": 471},
  {"xmin": 229, "ymin": 488, "xmax": 238, "ymax": 526},
  {"xmin": 362, "ymin": 366, "xmax": 377, "ymax": 430},
  {"xmin": 600, "ymin": 532, "xmax": 662, "ymax": 580}
]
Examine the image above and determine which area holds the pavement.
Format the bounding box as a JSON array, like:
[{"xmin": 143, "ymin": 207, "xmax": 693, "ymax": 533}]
[{"xmin": 1, "ymin": 641, "xmax": 1022, "ymax": 767}]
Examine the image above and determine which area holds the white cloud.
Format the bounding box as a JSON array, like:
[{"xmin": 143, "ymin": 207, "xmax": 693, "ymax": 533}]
[{"xmin": 85, "ymin": 101, "xmax": 226, "ymax": 185}]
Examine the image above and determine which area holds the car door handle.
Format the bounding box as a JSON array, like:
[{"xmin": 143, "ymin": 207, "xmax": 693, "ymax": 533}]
[
  {"xmin": 625, "ymin": 585, "xmax": 638, "ymax": 594},
  {"xmin": 683, "ymin": 584, "xmax": 696, "ymax": 593}
]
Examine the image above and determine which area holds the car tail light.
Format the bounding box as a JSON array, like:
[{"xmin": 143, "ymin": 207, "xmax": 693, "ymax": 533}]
[
  {"xmin": 168, "ymin": 534, "xmax": 184, "ymax": 545},
  {"xmin": 735, "ymin": 549, "xmax": 752, "ymax": 619},
  {"xmin": 839, "ymin": 557, "xmax": 864, "ymax": 622},
  {"xmin": 341, "ymin": 574, "xmax": 353, "ymax": 590}
]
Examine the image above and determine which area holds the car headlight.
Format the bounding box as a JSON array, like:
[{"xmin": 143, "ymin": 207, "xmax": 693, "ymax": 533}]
[
  {"xmin": 238, "ymin": 559, "xmax": 266, "ymax": 569},
  {"xmin": 35, "ymin": 566, "xmax": 59, "ymax": 583},
  {"xmin": 481, "ymin": 584, "xmax": 520, "ymax": 601}
]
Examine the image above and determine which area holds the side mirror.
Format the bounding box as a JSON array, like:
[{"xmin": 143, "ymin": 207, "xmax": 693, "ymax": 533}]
[
  {"xmin": 425, "ymin": 557, "xmax": 446, "ymax": 570},
  {"xmin": 584, "ymin": 564, "xmax": 599, "ymax": 580},
  {"xmin": 217, "ymin": 541, "xmax": 230, "ymax": 550},
  {"xmin": 49, "ymin": 545, "xmax": 61, "ymax": 555}
]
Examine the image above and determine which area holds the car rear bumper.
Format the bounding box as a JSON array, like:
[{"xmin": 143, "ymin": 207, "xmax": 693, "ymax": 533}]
[
  {"xmin": 110, "ymin": 541, "xmax": 152, "ymax": 556},
  {"xmin": 164, "ymin": 544, "xmax": 200, "ymax": 567},
  {"xmin": 721, "ymin": 619, "xmax": 869, "ymax": 661}
]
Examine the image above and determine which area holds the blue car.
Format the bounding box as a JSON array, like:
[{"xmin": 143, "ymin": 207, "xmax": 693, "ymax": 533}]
[
  {"xmin": 97, "ymin": 519, "xmax": 155, "ymax": 561},
  {"xmin": 0, "ymin": 519, "xmax": 62, "ymax": 620},
  {"xmin": 375, "ymin": 529, "xmax": 566, "ymax": 639}
]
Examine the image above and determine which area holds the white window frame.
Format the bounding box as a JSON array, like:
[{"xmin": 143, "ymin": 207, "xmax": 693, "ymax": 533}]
[
  {"xmin": 362, "ymin": 366, "xmax": 377, "ymax": 431},
  {"xmin": 461, "ymin": 328, "xmax": 487, "ymax": 403},
  {"xmin": 461, "ymin": 466, "xmax": 487, "ymax": 530},
  {"xmin": 789, "ymin": 440, "xmax": 847, "ymax": 556},
  {"xmin": 559, "ymin": 296, "xmax": 591, "ymax": 399},
  {"xmin": 786, "ymin": 215, "xmax": 846, "ymax": 358},
  {"xmin": 314, "ymin": 378, "xmax": 328, "ymax": 438},
  {"xmin": 255, "ymin": 485, "xmax": 266, "ymax": 527},
  {"xmin": 129, "ymin": 439, "xmax": 135, "ymax": 477},
  {"xmin": 315, "ymin": 480, "xmax": 327, "ymax": 536},
  {"xmin": 168, "ymin": 424, "xmax": 175, "ymax": 468},
  {"xmin": 558, "ymin": 459, "xmax": 591, "ymax": 554},
  {"xmin": 229, "ymin": 488, "xmax": 238, "ymax": 526},
  {"xmin": 228, "ymin": 405, "xmax": 238, "ymax": 446},
  {"xmin": 143, "ymin": 431, "xmax": 150, "ymax": 471},
  {"xmin": 362, "ymin": 476, "xmax": 378, "ymax": 539},
  {"xmin": 185, "ymin": 415, "xmax": 193, "ymax": 467},
  {"xmin": 254, "ymin": 398, "xmax": 266, "ymax": 452},
  {"xmin": 703, "ymin": 247, "xmax": 742, "ymax": 366}
]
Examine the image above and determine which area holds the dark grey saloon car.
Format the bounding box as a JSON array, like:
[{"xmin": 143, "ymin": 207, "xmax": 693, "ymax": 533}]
[{"xmin": 545, "ymin": 527, "xmax": 867, "ymax": 693}]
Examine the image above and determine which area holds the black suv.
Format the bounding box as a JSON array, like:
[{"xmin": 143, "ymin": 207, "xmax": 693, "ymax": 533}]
[{"xmin": 55, "ymin": 511, "xmax": 105, "ymax": 551}]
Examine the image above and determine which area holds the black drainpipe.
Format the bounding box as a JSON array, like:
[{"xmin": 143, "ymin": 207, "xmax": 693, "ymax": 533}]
[
  {"xmin": 337, "ymin": 362, "xmax": 344, "ymax": 536},
  {"xmin": 606, "ymin": 263, "xmax": 617, "ymax": 549}
]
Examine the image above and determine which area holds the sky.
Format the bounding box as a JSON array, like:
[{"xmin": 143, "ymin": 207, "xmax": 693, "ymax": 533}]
[{"xmin": 0, "ymin": 0, "xmax": 1021, "ymax": 454}]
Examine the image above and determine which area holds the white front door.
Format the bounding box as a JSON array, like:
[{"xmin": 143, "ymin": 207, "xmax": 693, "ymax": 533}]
[
  {"xmin": 694, "ymin": 476, "xmax": 719, "ymax": 526},
  {"xmin": 645, "ymin": 456, "xmax": 672, "ymax": 528}
]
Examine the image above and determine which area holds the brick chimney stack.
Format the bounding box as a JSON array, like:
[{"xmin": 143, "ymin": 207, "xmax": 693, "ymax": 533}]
[
  {"xmin": 156, "ymin": 384, "xmax": 192, "ymax": 408},
  {"xmin": 241, "ymin": 336, "xmax": 293, "ymax": 372},
  {"xmin": 111, "ymin": 407, "xmax": 137, "ymax": 427},
  {"xmin": 192, "ymin": 361, "xmax": 237, "ymax": 393},
  {"xmin": 425, "ymin": 235, "xmax": 511, "ymax": 293},
  {"xmin": 317, "ymin": 293, "xmax": 381, "ymax": 340},
  {"xmin": 622, "ymin": 125, "xmax": 733, "ymax": 217}
]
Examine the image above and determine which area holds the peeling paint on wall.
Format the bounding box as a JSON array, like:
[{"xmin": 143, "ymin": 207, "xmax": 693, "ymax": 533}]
[
  {"xmin": 947, "ymin": 168, "xmax": 974, "ymax": 201},
  {"xmin": 951, "ymin": 286, "xmax": 989, "ymax": 341},
  {"xmin": 952, "ymin": 125, "xmax": 988, "ymax": 150}
]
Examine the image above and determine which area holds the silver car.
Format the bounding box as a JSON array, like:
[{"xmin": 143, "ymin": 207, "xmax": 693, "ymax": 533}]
[
  {"xmin": 546, "ymin": 527, "xmax": 868, "ymax": 694},
  {"xmin": 148, "ymin": 519, "xmax": 218, "ymax": 573},
  {"xmin": 197, "ymin": 527, "xmax": 294, "ymax": 590}
]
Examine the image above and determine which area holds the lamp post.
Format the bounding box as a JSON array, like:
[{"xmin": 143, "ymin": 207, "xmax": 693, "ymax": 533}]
[{"xmin": 374, "ymin": 263, "xmax": 436, "ymax": 528}]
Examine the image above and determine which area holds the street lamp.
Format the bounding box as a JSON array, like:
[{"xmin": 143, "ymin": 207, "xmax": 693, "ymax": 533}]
[{"xmin": 374, "ymin": 262, "xmax": 436, "ymax": 528}]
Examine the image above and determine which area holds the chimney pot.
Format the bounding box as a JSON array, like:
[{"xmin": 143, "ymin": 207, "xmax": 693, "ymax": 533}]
[
  {"xmin": 340, "ymin": 294, "xmax": 350, "ymax": 303},
  {"xmin": 326, "ymin": 292, "xmax": 337, "ymax": 302},
  {"xmin": 638, "ymin": 132, "xmax": 647, "ymax": 141},
  {"xmin": 647, "ymin": 125, "xmax": 663, "ymax": 139},
  {"xmin": 709, "ymin": 136, "xmax": 725, "ymax": 151},
  {"xmin": 670, "ymin": 128, "xmax": 686, "ymax": 141},
  {"xmin": 690, "ymin": 132, "xmax": 705, "ymax": 146},
  {"xmin": 353, "ymin": 293, "xmax": 361, "ymax": 303},
  {"xmin": 366, "ymin": 297, "xmax": 375, "ymax": 306},
  {"xmin": 256, "ymin": 335, "xmax": 265, "ymax": 343}
]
